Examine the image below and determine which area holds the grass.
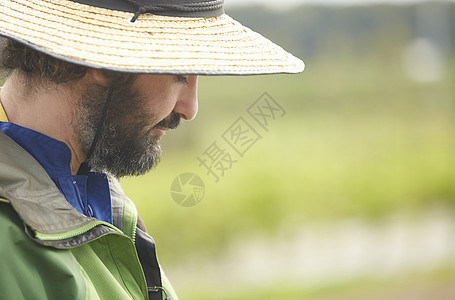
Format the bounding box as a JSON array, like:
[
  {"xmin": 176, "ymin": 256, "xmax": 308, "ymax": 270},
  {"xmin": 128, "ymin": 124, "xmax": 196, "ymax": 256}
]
[
  {"xmin": 182, "ymin": 263, "xmax": 455, "ymax": 300},
  {"xmin": 3, "ymin": 42, "xmax": 452, "ymax": 299},
  {"xmin": 121, "ymin": 53, "xmax": 455, "ymax": 262},
  {"xmin": 120, "ymin": 52, "xmax": 455, "ymax": 299}
]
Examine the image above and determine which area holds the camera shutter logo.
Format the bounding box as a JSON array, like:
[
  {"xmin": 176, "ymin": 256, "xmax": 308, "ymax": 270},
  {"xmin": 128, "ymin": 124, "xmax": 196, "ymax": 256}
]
[{"xmin": 170, "ymin": 173, "xmax": 205, "ymax": 207}]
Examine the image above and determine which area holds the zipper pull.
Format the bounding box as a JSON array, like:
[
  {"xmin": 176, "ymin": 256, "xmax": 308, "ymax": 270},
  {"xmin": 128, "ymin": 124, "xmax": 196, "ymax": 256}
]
[{"xmin": 148, "ymin": 286, "xmax": 172, "ymax": 300}]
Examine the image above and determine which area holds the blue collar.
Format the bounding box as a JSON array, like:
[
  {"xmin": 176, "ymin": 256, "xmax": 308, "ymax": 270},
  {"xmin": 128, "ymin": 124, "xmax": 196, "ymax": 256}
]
[{"xmin": 0, "ymin": 121, "xmax": 113, "ymax": 224}]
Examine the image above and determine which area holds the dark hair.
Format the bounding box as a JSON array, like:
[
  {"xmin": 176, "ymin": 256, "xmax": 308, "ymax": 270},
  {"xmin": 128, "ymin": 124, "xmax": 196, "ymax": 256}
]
[
  {"xmin": 0, "ymin": 38, "xmax": 87, "ymax": 84},
  {"xmin": 0, "ymin": 38, "xmax": 136, "ymax": 86}
]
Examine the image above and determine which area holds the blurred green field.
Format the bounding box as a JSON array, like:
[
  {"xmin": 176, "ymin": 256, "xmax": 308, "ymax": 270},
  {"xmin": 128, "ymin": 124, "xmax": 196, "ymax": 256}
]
[
  {"xmin": 121, "ymin": 50, "xmax": 455, "ymax": 298},
  {"xmin": 186, "ymin": 263, "xmax": 455, "ymax": 300},
  {"xmin": 121, "ymin": 53, "xmax": 455, "ymax": 254}
]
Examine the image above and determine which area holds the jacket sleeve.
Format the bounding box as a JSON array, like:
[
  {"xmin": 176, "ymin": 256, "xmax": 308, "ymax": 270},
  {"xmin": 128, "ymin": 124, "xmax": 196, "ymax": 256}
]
[{"xmin": 0, "ymin": 202, "xmax": 87, "ymax": 300}]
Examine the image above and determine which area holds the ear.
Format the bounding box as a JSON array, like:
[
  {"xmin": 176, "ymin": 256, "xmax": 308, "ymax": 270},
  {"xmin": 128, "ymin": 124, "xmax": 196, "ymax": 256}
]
[{"xmin": 85, "ymin": 69, "xmax": 110, "ymax": 87}]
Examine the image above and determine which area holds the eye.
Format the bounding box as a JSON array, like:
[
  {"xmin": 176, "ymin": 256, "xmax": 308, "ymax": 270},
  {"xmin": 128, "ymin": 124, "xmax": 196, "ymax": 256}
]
[{"xmin": 176, "ymin": 75, "xmax": 189, "ymax": 84}]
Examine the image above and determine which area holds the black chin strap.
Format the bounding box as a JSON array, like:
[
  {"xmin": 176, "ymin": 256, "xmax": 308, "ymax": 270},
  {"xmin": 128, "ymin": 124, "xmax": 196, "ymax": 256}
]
[{"xmin": 77, "ymin": 87, "xmax": 114, "ymax": 175}]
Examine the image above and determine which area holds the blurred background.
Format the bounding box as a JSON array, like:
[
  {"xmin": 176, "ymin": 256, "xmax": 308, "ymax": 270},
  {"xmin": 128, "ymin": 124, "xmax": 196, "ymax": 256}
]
[{"xmin": 121, "ymin": 1, "xmax": 455, "ymax": 299}]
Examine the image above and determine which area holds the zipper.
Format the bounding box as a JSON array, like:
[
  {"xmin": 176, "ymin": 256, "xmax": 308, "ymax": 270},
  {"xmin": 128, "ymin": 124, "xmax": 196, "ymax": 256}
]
[
  {"xmin": 122, "ymin": 198, "xmax": 138, "ymax": 243},
  {"xmin": 35, "ymin": 220, "xmax": 122, "ymax": 241},
  {"xmin": 131, "ymin": 214, "xmax": 138, "ymax": 243}
]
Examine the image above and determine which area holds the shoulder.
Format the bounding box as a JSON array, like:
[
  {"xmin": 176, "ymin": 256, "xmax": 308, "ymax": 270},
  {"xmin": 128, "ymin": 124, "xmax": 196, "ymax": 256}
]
[
  {"xmin": 108, "ymin": 174, "xmax": 140, "ymax": 234},
  {"xmin": 0, "ymin": 201, "xmax": 86, "ymax": 299}
]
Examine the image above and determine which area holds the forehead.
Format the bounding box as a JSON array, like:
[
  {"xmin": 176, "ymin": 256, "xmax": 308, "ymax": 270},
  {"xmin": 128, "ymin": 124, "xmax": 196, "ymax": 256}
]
[
  {"xmin": 133, "ymin": 74, "xmax": 176, "ymax": 86},
  {"xmin": 131, "ymin": 74, "xmax": 186, "ymax": 99}
]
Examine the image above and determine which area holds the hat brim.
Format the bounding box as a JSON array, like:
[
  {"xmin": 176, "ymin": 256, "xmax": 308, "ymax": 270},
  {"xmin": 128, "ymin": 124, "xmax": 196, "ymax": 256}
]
[{"xmin": 0, "ymin": 0, "xmax": 304, "ymax": 75}]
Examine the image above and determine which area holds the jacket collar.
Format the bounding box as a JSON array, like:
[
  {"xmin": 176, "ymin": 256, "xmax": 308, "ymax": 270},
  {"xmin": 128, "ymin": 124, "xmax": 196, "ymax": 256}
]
[{"xmin": 0, "ymin": 131, "xmax": 99, "ymax": 235}]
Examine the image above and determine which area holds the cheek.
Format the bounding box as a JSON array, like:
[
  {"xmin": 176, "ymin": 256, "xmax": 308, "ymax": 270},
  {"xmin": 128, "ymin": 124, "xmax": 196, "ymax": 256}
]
[
  {"xmin": 145, "ymin": 94, "xmax": 177, "ymax": 124},
  {"xmin": 152, "ymin": 92, "xmax": 181, "ymax": 120},
  {"xmin": 134, "ymin": 75, "xmax": 180, "ymax": 121}
]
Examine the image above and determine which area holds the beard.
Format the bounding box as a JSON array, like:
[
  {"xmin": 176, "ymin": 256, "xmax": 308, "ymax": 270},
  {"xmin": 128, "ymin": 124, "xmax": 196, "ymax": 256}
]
[{"xmin": 73, "ymin": 83, "xmax": 180, "ymax": 178}]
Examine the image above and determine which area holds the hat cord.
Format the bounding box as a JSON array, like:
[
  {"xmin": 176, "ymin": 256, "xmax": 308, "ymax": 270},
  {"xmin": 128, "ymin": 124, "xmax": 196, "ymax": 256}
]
[
  {"xmin": 128, "ymin": 0, "xmax": 224, "ymax": 22},
  {"xmin": 77, "ymin": 86, "xmax": 114, "ymax": 175}
]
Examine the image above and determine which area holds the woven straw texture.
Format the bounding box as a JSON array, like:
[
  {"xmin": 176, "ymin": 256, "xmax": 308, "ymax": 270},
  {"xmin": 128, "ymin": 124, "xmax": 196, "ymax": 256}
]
[{"xmin": 0, "ymin": 0, "xmax": 304, "ymax": 75}]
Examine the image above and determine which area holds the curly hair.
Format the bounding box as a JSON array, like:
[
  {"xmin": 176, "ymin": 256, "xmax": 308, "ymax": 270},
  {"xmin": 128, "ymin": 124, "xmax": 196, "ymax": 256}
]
[
  {"xmin": 0, "ymin": 38, "xmax": 136, "ymax": 86},
  {"xmin": 0, "ymin": 38, "xmax": 87, "ymax": 84}
]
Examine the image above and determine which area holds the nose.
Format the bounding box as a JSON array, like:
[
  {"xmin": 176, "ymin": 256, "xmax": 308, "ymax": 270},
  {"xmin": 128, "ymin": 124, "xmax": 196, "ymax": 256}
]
[{"xmin": 173, "ymin": 75, "xmax": 198, "ymax": 121}]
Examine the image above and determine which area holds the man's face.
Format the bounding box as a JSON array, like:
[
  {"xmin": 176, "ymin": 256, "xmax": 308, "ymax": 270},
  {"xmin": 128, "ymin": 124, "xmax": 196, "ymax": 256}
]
[{"xmin": 75, "ymin": 74, "xmax": 198, "ymax": 177}]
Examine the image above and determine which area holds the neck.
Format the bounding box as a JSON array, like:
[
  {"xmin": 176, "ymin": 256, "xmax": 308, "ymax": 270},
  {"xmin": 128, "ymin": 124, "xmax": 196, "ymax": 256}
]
[{"xmin": 0, "ymin": 72, "xmax": 85, "ymax": 175}]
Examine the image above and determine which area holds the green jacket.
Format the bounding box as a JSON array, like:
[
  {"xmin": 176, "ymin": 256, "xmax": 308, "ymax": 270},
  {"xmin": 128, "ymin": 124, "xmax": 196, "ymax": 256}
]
[{"xmin": 0, "ymin": 131, "xmax": 178, "ymax": 300}]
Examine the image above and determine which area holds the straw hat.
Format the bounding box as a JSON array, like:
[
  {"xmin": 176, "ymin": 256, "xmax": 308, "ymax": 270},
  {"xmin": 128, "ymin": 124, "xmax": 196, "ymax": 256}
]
[{"xmin": 0, "ymin": 0, "xmax": 304, "ymax": 75}]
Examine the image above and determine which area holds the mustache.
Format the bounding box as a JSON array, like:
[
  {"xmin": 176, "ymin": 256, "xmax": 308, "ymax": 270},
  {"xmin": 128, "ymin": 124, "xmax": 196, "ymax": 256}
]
[{"xmin": 153, "ymin": 112, "xmax": 181, "ymax": 130}]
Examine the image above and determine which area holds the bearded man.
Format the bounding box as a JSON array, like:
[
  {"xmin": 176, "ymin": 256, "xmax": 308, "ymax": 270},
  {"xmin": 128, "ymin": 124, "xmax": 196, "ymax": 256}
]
[{"xmin": 0, "ymin": 0, "xmax": 304, "ymax": 299}]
